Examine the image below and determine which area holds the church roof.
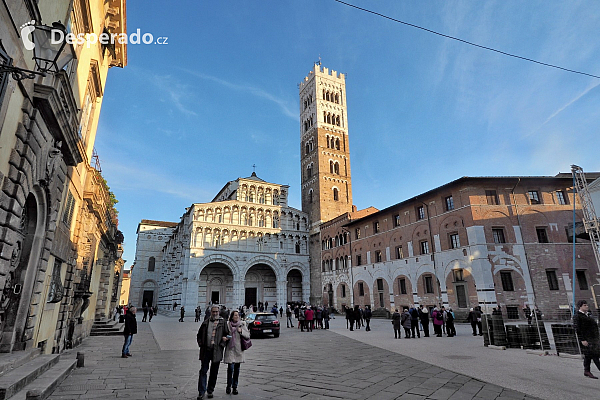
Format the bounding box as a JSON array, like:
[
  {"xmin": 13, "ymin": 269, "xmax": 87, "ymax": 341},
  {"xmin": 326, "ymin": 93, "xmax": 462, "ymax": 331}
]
[{"xmin": 243, "ymin": 172, "xmax": 265, "ymax": 182}]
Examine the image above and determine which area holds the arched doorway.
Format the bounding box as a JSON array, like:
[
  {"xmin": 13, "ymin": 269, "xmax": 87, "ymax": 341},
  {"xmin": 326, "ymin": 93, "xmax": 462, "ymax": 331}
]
[
  {"xmin": 141, "ymin": 280, "xmax": 158, "ymax": 307},
  {"xmin": 245, "ymin": 264, "xmax": 276, "ymax": 308},
  {"xmin": 287, "ymin": 269, "xmax": 302, "ymax": 303},
  {"xmin": 199, "ymin": 263, "xmax": 233, "ymax": 307}
]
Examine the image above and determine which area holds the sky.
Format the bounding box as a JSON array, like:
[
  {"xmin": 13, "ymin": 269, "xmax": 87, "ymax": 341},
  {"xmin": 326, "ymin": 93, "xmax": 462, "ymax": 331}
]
[{"xmin": 93, "ymin": 0, "xmax": 600, "ymax": 269}]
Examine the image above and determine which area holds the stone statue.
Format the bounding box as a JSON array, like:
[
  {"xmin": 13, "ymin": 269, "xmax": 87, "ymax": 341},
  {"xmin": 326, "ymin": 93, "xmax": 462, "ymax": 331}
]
[{"xmin": 45, "ymin": 141, "xmax": 62, "ymax": 185}]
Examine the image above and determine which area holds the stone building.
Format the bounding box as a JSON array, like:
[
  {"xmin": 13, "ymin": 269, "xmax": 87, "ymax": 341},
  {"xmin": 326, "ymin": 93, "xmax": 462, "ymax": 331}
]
[
  {"xmin": 320, "ymin": 175, "xmax": 600, "ymax": 320},
  {"xmin": 299, "ymin": 63, "xmax": 354, "ymax": 303},
  {"xmin": 131, "ymin": 173, "xmax": 310, "ymax": 313},
  {"xmin": 119, "ymin": 269, "xmax": 130, "ymax": 306},
  {"xmin": 0, "ymin": 0, "xmax": 126, "ymax": 353}
]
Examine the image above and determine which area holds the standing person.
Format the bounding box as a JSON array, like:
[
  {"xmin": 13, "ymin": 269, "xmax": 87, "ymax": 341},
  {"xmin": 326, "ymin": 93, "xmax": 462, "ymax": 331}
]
[
  {"xmin": 392, "ymin": 309, "xmax": 401, "ymax": 339},
  {"xmin": 401, "ymin": 308, "xmax": 412, "ymax": 338},
  {"xmin": 467, "ymin": 308, "xmax": 478, "ymax": 336},
  {"xmin": 475, "ymin": 306, "xmax": 483, "ymax": 335},
  {"xmin": 364, "ymin": 305, "xmax": 372, "ymax": 332},
  {"xmin": 323, "ymin": 307, "xmax": 330, "ymax": 329},
  {"xmin": 197, "ymin": 305, "xmax": 230, "ymax": 399},
  {"xmin": 271, "ymin": 305, "xmax": 278, "ymax": 318},
  {"xmin": 279, "ymin": 306, "xmax": 283, "ymax": 318},
  {"xmin": 353, "ymin": 306, "xmax": 361, "ymax": 330},
  {"xmin": 195, "ymin": 307, "xmax": 201, "ymax": 322},
  {"xmin": 446, "ymin": 307, "xmax": 456, "ymax": 337},
  {"xmin": 298, "ymin": 306, "xmax": 306, "ymax": 331},
  {"xmin": 286, "ymin": 305, "xmax": 293, "ymax": 328},
  {"xmin": 173, "ymin": 301, "xmax": 178, "ymax": 311},
  {"xmin": 180, "ymin": 306, "xmax": 186, "ymax": 322},
  {"xmin": 223, "ymin": 310, "xmax": 250, "ymax": 395},
  {"xmin": 419, "ymin": 305, "xmax": 430, "ymax": 337},
  {"xmin": 113, "ymin": 306, "xmax": 120, "ymax": 321},
  {"xmin": 304, "ymin": 306, "xmax": 314, "ymax": 332},
  {"xmin": 432, "ymin": 307, "xmax": 443, "ymax": 337},
  {"xmin": 121, "ymin": 307, "xmax": 137, "ymax": 358},
  {"xmin": 142, "ymin": 304, "xmax": 148, "ymax": 322},
  {"xmin": 440, "ymin": 306, "xmax": 447, "ymax": 335},
  {"xmin": 573, "ymin": 300, "xmax": 600, "ymax": 379},
  {"xmin": 148, "ymin": 306, "xmax": 154, "ymax": 322},
  {"xmin": 315, "ymin": 307, "xmax": 323, "ymax": 329},
  {"xmin": 410, "ymin": 306, "xmax": 420, "ymax": 338}
]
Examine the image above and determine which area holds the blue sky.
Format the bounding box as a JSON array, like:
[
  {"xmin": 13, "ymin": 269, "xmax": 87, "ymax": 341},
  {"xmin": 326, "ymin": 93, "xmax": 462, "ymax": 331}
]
[{"xmin": 94, "ymin": 1, "xmax": 600, "ymax": 268}]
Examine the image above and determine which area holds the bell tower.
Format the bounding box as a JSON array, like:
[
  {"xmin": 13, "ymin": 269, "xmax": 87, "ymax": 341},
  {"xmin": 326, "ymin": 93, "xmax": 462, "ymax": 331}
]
[{"xmin": 299, "ymin": 63, "xmax": 353, "ymax": 302}]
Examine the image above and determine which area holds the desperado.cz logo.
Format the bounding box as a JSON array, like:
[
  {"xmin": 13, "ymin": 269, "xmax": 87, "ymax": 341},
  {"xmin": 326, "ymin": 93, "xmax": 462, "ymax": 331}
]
[{"xmin": 20, "ymin": 20, "xmax": 168, "ymax": 49}]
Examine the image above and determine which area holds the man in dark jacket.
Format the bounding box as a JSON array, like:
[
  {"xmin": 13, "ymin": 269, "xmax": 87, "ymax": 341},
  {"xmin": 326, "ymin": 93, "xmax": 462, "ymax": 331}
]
[
  {"xmin": 122, "ymin": 307, "xmax": 137, "ymax": 358},
  {"xmin": 364, "ymin": 305, "xmax": 372, "ymax": 331},
  {"xmin": 197, "ymin": 305, "xmax": 230, "ymax": 399},
  {"xmin": 409, "ymin": 306, "xmax": 420, "ymax": 338},
  {"xmin": 180, "ymin": 306, "xmax": 185, "ymax": 322},
  {"xmin": 573, "ymin": 300, "xmax": 600, "ymax": 379},
  {"xmin": 419, "ymin": 305, "xmax": 430, "ymax": 337}
]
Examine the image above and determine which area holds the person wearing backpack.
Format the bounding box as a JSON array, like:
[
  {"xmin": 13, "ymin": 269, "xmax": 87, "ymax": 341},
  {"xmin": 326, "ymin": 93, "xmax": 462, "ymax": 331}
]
[
  {"xmin": 432, "ymin": 307, "xmax": 443, "ymax": 337},
  {"xmin": 364, "ymin": 305, "xmax": 372, "ymax": 331}
]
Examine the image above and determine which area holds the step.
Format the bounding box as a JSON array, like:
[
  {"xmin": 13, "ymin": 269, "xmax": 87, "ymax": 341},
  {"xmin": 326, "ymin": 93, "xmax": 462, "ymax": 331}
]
[
  {"xmin": 91, "ymin": 324, "xmax": 122, "ymax": 331},
  {"xmin": 10, "ymin": 359, "xmax": 77, "ymax": 400},
  {"xmin": 92, "ymin": 319, "xmax": 117, "ymax": 327},
  {"xmin": 0, "ymin": 350, "xmax": 41, "ymax": 378},
  {"xmin": 0, "ymin": 355, "xmax": 59, "ymax": 400}
]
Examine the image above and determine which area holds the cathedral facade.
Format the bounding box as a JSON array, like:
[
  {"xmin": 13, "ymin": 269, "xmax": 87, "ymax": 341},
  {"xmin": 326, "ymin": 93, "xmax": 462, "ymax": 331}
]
[{"xmin": 130, "ymin": 174, "xmax": 310, "ymax": 311}]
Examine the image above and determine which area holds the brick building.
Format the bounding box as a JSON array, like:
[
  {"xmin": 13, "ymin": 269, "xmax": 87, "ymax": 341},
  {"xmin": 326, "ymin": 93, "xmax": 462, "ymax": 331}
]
[{"xmin": 319, "ymin": 175, "xmax": 599, "ymax": 320}]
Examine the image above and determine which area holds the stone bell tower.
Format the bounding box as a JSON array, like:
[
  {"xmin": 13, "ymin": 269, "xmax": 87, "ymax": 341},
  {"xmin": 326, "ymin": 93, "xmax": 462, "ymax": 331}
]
[{"xmin": 299, "ymin": 63, "xmax": 353, "ymax": 303}]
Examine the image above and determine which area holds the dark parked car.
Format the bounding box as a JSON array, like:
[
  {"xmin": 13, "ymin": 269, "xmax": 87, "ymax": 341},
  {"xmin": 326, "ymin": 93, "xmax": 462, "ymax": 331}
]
[{"xmin": 246, "ymin": 312, "xmax": 280, "ymax": 338}]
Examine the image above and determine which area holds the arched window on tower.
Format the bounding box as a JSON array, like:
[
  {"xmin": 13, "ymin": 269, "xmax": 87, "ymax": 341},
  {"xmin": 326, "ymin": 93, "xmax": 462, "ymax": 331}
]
[
  {"xmin": 335, "ymin": 138, "xmax": 340, "ymax": 150},
  {"xmin": 336, "ymin": 116, "xmax": 341, "ymax": 126},
  {"xmin": 335, "ymin": 94, "xmax": 339, "ymax": 104},
  {"xmin": 295, "ymin": 241, "xmax": 301, "ymax": 254},
  {"xmin": 309, "ymin": 189, "xmax": 313, "ymax": 204},
  {"xmin": 326, "ymin": 91, "xmax": 330, "ymax": 101},
  {"xmin": 330, "ymin": 161, "xmax": 334, "ymax": 174},
  {"xmin": 305, "ymin": 143, "xmax": 309, "ymax": 154},
  {"xmin": 323, "ymin": 89, "xmax": 325, "ymax": 100},
  {"xmin": 334, "ymin": 162, "xmax": 340, "ymax": 175},
  {"xmin": 327, "ymin": 113, "xmax": 331, "ymax": 124},
  {"xmin": 333, "ymin": 188, "xmax": 339, "ymax": 201}
]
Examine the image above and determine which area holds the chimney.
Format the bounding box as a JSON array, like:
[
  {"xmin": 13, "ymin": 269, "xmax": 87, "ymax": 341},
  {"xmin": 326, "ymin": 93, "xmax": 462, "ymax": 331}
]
[{"xmin": 352, "ymin": 205, "xmax": 357, "ymax": 212}]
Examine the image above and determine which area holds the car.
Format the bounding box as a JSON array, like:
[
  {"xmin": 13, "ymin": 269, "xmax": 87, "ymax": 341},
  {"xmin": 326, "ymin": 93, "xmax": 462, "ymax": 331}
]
[{"xmin": 245, "ymin": 312, "xmax": 280, "ymax": 338}]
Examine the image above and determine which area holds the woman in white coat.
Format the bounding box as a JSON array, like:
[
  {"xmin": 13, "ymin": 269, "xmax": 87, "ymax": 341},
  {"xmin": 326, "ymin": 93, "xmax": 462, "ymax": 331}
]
[{"xmin": 223, "ymin": 310, "xmax": 250, "ymax": 395}]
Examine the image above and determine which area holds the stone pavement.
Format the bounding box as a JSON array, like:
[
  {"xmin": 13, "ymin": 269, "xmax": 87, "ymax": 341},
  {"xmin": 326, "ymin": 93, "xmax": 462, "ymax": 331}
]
[
  {"xmin": 46, "ymin": 314, "xmax": 542, "ymax": 400},
  {"xmin": 329, "ymin": 318, "xmax": 599, "ymax": 400}
]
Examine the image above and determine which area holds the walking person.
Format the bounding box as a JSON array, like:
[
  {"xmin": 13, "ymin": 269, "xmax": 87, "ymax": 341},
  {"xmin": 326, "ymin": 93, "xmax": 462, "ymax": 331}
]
[
  {"xmin": 467, "ymin": 308, "xmax": 478, "ymax": 336},
  {"xmin": 142, "ymin": 304, "xmax": 148, "ymax": 322},
  {"xmin": 323, "ymin": 306, "xmax": 330, "ymax": 329},
  {"xmin": 180, "ymin": 306, "xmax": 186, "ymax": 322},
  {"xmin": 573, "ymin": 300, "xmax": 600, "ymax": 379},
  {"xmin": 432, "ymin": 307, "xmax": 443, "ymax": 337},
  {"xmin": 419, "ymin": 305, "xmax": 430, "ymax": 337},
  {"xmin": 195, "ymin": 307, "xmax": 201, "ymax": 322},
  {"xmin": 223, "ymin": 310, "xmax": 250, "ymax": 395},
  {"xmin": 410, "ymin": 306, "xmax": 420, "ymax": 338},
  {"xmin": 121, "ymin": 307, "xmax": 137, "ymax": 358},
  {"xmin": 364, "ymin": 305, "xmax": 372, "ymax": 332},
  {"xmin": 446, "ymin": 308, "xmax": 456, "ymax": 337},
  {"xmin": 401, "ymin": 308, "xmax": 412, "ymax": 338},
  {"xmin": 197, "ymin": 305, "xmax": 230, "ymax": 399},
  {"xmin": 279, "ymin": 306, "xmax": 283, "ymax": 318},
  {"xmin": 392, "ymin": 309, "xmax": 401, "ymax": 339},
  {"xmin": 286, "ymin": 305, "xmax": 293, "ymax": 328},
  {"xmin": 148, "ymin": 306, "xmax": 154, "ymax": 322}
]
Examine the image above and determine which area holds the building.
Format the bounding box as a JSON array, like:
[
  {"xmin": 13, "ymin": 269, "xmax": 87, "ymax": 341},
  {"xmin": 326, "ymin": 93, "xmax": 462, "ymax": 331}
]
[
  {"xmin": 0, "ymin": 0, "xmax": 126, "ymax": 353},
  {"xmin": 299, "ymin": 63, "xmax": 354, "ymax": 303},
  {"xmin": 131, "ymin": 173, "xmax": 310, "ymax": 312},
  {"xmin": 119, "ymin": 270, "xmax": 131, "ymax": 305},
  {"xmin": 320, "ymin": 175, "xmax": 600, "ymax": 320}
]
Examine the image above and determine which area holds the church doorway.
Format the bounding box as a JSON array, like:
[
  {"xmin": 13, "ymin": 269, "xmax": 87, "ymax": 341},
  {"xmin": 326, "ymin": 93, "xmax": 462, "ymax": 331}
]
[
  {"xmin": 199, "ymin": 263, "xmax": 233, "ymax": 308},
  {"xmin": 245, "ymin": 264, "xmax": 277, "ymax": 307},
  {"xmin": 142, "ymin": 291, "xmax": 154, "ymax": 308},
  {"xmin": 244, "ymin": 288, "xmax": 257, "ymax": 307},
  {"xmin": 286, "ymin": 269, "xmax": 302, "ymax": 303}
]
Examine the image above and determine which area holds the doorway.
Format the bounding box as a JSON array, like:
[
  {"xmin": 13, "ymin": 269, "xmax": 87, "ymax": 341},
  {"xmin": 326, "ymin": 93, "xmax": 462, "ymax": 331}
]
[
  {"xmin": 211, "ymin": 291, "xmax": 220, "ymax": 304},
  {"xmin": 245, "ymin": 288, "xmax": 257, "ymax": 307},
  {"xmin": 142, "ymin": 291, "xmax": 154, "ymax": 307}
]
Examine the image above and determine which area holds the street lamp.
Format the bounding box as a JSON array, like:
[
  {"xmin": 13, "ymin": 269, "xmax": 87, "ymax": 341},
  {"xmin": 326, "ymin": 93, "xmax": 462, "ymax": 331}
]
[{"xmin": 0, "ymin": 21, "xmax": 74, "ymax": 81}]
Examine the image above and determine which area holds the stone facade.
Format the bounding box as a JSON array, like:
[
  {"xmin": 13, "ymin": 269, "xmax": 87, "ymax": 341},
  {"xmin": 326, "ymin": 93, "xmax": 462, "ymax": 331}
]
[
  {"xmin": 131, "ymin": 174, "xmax": 310, "ymax": 313},
  {"xmin": 299, "ymin": 64, "xmax": 354, "ymax": 303},
  {"xmin": 0, "ymin": 0, "xmax": 126, "ymax": 353},
  {"xmin": 320, "ymin": 175, "xmax": 600, "ymax": 320}
]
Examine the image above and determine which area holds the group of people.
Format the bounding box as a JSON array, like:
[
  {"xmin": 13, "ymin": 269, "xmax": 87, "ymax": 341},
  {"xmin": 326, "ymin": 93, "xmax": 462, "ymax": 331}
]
[
  {"xmin": 343, "ymin": 305, "xmax": 372, "ymax": 331},
  {"xmin": 293, "ymin": 303, "xmax": 331, "ymax": 331}
]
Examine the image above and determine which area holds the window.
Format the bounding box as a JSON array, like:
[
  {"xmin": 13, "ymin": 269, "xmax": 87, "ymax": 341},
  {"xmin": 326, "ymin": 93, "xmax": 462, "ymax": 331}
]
[
  {"xmin": 556, "ymin": 190, "xmax": 568, "ymax": 205},
  {"xmin": 333, "ymin": 188, "xmax": 339, "ymax": 201},
  {"xmin": 309, "ymin": 190, "xmax": 313, "ymax": 204},
  {"xmin": 506, "ymin": 306, "xmax": 519, "ymax": 320},
  {"xmin": 424, "ymin": 276, "xmax": 434, "ymax": 294},
  {"xmin": 492, "ymin": 228, "xmax": 506, "ymax": 244},
  {"xmin": 358, "ymin": 282, "xmax": 364, "ymax": 296},
  {"xmin": 445, "ymin": 196, "xmax": 454, "ymax": 211},
  {"xmin": 485, "ymin": 190, "xmax": 499, "ymax": 205},
  {"xmin": 355, "ymin": 228, "xmax": 360, "ymax": 240},
  {"xmin": 453, "ymin": 269, "xmax": 464, "ymax": 282},
  {"xmin": 62, "ymin": 191, "xmax": 76, "ymax": 228},
  {"xmin": 393, "ymin": 214, "xmax": 400, "ymax": 227},
  {"xmin": 295, "ymin": 242, "xmax": 300, "ymax": 254},
  {"xmin": 399, "ymin": 278, "xmax": 407, "ymax": 294},
  {"xmin": 356, "ymin": 255, "xmax": 362, "ymax": 266},
  {"xmin": 148, "ymin": 257, "xmax": 155, "ymax": 272},
  {"xmin": 341, "ymin": 285, "xmax": 346, "ymax": 298},
  {"xmin": 417, "ymin": 206, "xmax": 425, "ymax": 220},
  {"xmin": 375, "ymin": 250, "xmax": 382, "ymax": 263},
  {"xmin": 395, "ymin": 246, "xmax": 403, "ymax": 259},
  {"xmin": 536, "ymin": 227, "xmax": 549, "ymax": 243},
  {"xmin": 528, "ymin": 190, "xmax": 540, "ymax": 204},
  {"xmin": 374, "ymin": 221, "xmax": 380, "ymax": 233},
  {"xmin": 420, "ymin": 240, "xmax": 429, "ymax": 255},
  {"xmin": 377, "ymin": 279, "xmax": 384, "ymax": 291},
  {"xmin": 577, "ymin": 270, "xmax": 589, "ymax": 290},
  {"xmin": 546, "ymin": 270, "xmax": 559, "ymax": 291},
  {"xmin": 449, "ymin": 233, "xmax": 460, "ymax": 249},
  {"xmin": 500, "ymin": 271, "xmax": 514, "ymax": 291}
]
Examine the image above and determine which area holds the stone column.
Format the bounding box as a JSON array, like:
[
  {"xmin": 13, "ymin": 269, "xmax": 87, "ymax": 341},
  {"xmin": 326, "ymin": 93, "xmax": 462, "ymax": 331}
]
[
  {"xmin": 233, "ymin": 279, "xmax": 245, "ymax": 309},
  {"xmin": 277, "ymin": 280, "xmax": 287, "ymax": 308}
]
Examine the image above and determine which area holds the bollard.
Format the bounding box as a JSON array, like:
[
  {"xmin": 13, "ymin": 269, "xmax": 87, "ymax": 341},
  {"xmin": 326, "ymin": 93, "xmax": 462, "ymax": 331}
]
[{"xmin": 77, "ymin": 351, "xmax": 84, "ymax": 368}]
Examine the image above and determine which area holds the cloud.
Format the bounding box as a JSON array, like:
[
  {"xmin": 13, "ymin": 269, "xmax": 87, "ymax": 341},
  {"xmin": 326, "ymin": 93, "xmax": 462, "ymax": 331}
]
[
  {"xmin": 147, "ymin": 72, "xmax": 198, "ymax": 117},
  {"xmin": 180, "ymin": 68, "xmax": 298, "ymax": 120},
  {"xmin": 100, "ymin": 161, "xmax": 213, "ymax": 201},
  {"xmin": 541, "ymin": 81, "xmax": 600, "ymax": 126}
]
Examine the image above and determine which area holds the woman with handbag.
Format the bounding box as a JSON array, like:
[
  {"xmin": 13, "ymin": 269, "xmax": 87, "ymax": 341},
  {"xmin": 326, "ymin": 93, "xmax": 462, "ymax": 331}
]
[{"xmin": 223, "ymin": 310, "xmax": 250, "ymax": 394}]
